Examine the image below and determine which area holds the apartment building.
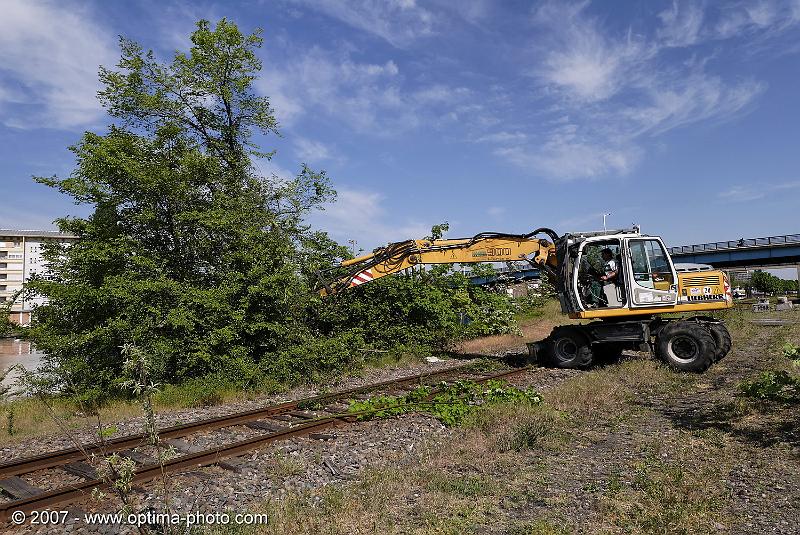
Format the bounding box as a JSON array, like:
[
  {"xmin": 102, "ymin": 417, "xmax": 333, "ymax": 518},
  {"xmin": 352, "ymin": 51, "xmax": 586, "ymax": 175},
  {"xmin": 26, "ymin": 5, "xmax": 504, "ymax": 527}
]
[{"xmin": 0, "ymin": 230, "xmax": 77, "ymax": 324}]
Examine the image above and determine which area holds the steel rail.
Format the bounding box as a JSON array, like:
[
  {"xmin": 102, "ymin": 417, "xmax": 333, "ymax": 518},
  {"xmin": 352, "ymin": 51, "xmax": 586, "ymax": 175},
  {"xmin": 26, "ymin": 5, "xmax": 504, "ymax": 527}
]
[
  {"xmin": 0, "ymin": 362, "xmax": 480, "ymax": 478},
  {"xmin": 0, "ymin": 366, "xmax": 529, "ymax": 523}
]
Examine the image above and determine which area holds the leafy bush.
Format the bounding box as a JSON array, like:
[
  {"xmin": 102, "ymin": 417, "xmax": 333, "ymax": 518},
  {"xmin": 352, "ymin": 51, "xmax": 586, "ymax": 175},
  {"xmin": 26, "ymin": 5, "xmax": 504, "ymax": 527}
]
[
  {"xmin": 739, "ymin": 341, "xmax": 800, "ymax": 402},
  {"xmin": 739, "ymin": 371, "xmax": 800, "ymax": 401},
  {"xmin": 0, "ymin": 305, "xmax": 13, "ymax": 337},
  {"xmin": 348, "ymin": 379, "xmax": 542, "ymax": 426},
  {"xmin": 782, "ymin": 342, "xmax": 800, "ymax": 363}
]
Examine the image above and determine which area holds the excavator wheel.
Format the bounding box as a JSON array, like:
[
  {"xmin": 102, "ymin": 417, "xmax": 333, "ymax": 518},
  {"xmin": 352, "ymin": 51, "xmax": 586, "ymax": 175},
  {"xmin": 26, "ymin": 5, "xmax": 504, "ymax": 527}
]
[
  {"xmin": 708, "ymin": 322, "xmax": 732, "ymax": 362},
  {"xmin": 655, "ymin": 321, "xmax": 715, "ymax": 372},
  {"xmin": 541, "ymin": 326, "xmax": 594, "ymax": 369}
]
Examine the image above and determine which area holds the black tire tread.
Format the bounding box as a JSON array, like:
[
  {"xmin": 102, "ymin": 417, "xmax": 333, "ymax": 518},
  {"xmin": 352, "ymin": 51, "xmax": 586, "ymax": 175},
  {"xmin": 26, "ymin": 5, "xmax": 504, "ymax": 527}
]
[
  {"xmin": 655, "ymin": 321, "xmax": 715, "ymax": 372},
  {"xmin": 541, "ymin": 326, "xmax": 594, "ymax": 369},
  {"xmin": 708, "ymin": 322, "xmax": 732, "ymax": 362}
]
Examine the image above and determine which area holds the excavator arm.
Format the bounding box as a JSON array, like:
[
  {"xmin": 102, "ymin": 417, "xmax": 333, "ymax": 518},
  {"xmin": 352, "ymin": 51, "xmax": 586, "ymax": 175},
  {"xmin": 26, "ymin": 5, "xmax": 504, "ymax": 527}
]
[{"xmin": 318, "ymin": 228, "xmax": 560, "ymax": 296}]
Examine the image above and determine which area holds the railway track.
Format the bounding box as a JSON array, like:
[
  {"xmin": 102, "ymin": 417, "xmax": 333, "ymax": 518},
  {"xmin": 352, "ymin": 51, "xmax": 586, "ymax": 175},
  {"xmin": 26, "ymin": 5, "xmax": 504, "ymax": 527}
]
[{"xmin": 0, "ymin": 362, "xmax": 528, "ymax": 524}]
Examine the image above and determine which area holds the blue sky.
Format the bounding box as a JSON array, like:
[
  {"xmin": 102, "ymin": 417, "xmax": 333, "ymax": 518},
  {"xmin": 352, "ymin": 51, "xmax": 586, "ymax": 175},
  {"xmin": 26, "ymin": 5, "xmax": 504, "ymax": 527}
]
[{"xmin": 1, "ymin": 0, "xmax": 799, "ymax": 257}]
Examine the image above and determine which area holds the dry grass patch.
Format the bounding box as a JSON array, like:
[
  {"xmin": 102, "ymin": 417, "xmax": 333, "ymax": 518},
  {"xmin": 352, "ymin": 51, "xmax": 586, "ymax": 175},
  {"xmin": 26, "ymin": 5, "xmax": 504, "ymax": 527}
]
[
  {"xmin": 597, "ymin": 438, "xmax": 731, "ymax": 533},
  {"xmin": 543, "ymin": 359, "xmax": 692, "ymax": 424},
  {"xmin": 456, "ymin": 300, "xmax": 571, "ymax": 355}
]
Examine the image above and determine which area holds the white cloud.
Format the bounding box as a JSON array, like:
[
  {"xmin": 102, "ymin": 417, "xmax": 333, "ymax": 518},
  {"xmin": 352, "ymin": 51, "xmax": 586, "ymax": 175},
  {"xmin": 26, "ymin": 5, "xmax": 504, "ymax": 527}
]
[
  {"xmin": 293, "ymin": 136, "xmax": 337, "ymax": 164},
  {"xmin": 0, "ymin": 0, "xmax": 117, "ymax": 129},
  {"xmin": 718, "ymin": 185, "xmax": 766, "ymax": 202},
  {"xmin": 484, "ymin": 2, "xmax": 770, "ymax": 180},
  {"xmin": 495, "ymin": 139, "xmax": 640, "ymax": 180},
  {"xmin": 623, "ymin": 73, "xmax": 765, "ymax": 137},
  {"xmin": 487, "ymin": 206, "xmax": 505, "ymax": 217},
  {"xmin": 713, "ymin": 1, "xmax": 800, "ymax": 40},
  {"xmin": 312, "ymin": 187, "xmax": 431, "ymax": 249},
  {"xmin": 718, "ymin": 181, "xmax": 800, "ymax": 203},
  {"xmin": 261, "ymin": 47, "xmax": 470, "ymax": 134},
  {"xmin": 475, "ymin": 131, "xmax": 527, "ymax": 144},
  {"xmin": 658, "ymin": 1, "xmax": 704, "ymax": 47},
  {"xmin": 291, "ymin": 0, "xmax": 437, "ymax": 48},
  {"xmin": 533, "ymin": 1, "xmax": 652, "ymax": 103}
]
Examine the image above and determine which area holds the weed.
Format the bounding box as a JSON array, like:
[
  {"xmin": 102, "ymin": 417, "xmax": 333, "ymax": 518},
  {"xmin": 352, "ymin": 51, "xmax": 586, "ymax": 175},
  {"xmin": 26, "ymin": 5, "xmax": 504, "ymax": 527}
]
[
  {"xmin": 739, "ymin": 371, "xmax": 800, "ymax": 401},
  {"xmin": 5, "ymin": 405, "xmax": 14, "ymax": 436},
  {"xmin": 425, "ymin": 473, "xmax": 493, "ymax": 497},
  {"xmin": 507, "ymin": 519, "xmax": 573, "ymax": 535},
  {"xmin": 782, "ymin": 341, "xmax": 800, "ymax": 363},
  {"xmin": 348, "ymin": 379, "xmax": 542, "ymax": 427},
  {"xmin": 738, "ymin": 339, "xmax": 800, "ymax": 402},
  {"xmin": 272, "ymin": 452, "xmax": 305, "ymax": 477},
  {"xmin": 600, "ymin": 452, "xmax": 728, "ymax": 533}
]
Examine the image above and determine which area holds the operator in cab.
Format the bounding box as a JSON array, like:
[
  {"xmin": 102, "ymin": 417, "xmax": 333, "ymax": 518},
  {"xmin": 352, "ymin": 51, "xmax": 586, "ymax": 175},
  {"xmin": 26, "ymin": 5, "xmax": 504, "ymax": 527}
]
[{"xmin": 599, "ymin": 248, "xmax": 621, "ymax": 307}]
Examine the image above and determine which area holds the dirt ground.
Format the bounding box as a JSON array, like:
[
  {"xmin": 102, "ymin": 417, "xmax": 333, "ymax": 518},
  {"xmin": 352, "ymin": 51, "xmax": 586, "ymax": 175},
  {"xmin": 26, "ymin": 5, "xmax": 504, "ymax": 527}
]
[
  {"xmin": 230, "ymin": 306, "xmax": 800, "ymax": 534},
  {"xmin": 4, "ymin": 304, "xmax": 799, "ymax": 534}
]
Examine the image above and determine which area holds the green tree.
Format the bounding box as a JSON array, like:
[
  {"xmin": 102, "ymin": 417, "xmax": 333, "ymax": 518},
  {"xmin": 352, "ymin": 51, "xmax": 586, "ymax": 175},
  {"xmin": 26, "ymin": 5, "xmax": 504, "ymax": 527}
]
[
  {"xmin": 26, "ymin": 20, "xmax": 335, "ymax": 400},
  {"xmin": 24, "ymin": 20, "xmax": 532, "ymax": 401},
  {"xmin": 750, "ymin": 271, "xmax": 779, "ymax": 294},
  {"xmin": 0, "ymin": 305, "xmax": 12, "ymax": 338}
]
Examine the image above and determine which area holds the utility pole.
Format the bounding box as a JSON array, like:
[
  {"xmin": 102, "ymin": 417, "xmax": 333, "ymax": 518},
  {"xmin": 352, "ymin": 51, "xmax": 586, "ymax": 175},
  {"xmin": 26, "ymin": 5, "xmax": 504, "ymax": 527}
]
[
  {"xmin": 348, "ymin": 239, "xmax": 357, "ymax": 257},
  {"xmin": 602, "ymin": 212, "xmax": 612, "ymax": 232}
]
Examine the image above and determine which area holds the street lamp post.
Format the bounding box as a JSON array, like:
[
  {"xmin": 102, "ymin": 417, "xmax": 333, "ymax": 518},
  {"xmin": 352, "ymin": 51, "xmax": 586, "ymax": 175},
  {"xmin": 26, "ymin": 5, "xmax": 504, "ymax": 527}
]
[{"xmin": 602, "ymin": 212, "xmax": 612, "ymax": 232}]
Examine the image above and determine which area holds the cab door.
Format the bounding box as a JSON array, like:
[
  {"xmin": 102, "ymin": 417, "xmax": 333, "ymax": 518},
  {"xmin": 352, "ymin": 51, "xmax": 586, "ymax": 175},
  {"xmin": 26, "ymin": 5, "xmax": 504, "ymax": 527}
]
[{"xmin": 624, "ymin": 238, "xmax": 678, "ymax": 307}]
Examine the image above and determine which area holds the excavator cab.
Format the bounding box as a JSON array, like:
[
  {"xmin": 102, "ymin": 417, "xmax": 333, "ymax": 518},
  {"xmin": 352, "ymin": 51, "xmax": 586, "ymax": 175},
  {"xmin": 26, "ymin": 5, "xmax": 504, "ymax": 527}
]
[{"xmin": 565, "ymin": 231, "xmax": 679, "ymax": 315}]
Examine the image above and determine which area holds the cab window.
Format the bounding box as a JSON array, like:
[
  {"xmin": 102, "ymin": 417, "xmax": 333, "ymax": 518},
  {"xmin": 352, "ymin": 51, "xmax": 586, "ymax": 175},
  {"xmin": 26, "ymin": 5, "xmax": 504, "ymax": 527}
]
[{"xmin": 629, "ymin": 239, "xmax": 674, "ymax": 291}]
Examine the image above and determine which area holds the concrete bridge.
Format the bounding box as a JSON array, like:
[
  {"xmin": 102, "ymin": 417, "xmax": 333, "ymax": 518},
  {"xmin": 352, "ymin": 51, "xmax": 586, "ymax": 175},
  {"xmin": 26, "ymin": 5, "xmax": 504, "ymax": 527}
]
[{"xmin": 668, "ymin": 234, "xmax": 800, "ymax": 279}]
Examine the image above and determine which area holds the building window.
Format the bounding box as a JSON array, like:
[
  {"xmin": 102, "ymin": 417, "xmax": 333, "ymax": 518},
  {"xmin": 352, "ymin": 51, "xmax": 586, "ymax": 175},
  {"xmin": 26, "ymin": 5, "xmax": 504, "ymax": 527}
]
[
  {"xmin": 0, "ymin": 297, "xmax": 6, "ymax": 302},
  {"xmin": 0, "ymin": 274, "xmax": 6, "ymax": 279}
]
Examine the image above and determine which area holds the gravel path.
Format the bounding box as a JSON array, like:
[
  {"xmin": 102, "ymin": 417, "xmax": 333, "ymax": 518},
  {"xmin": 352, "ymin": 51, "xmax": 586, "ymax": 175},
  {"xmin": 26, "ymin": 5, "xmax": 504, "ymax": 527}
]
[
  {"xmin": 0, "ymin": 357, "xmax": 503, "ymax": 533},
  {"xmin": 0, "ymin": 358, "xmax": 468, "ymax": 463}
]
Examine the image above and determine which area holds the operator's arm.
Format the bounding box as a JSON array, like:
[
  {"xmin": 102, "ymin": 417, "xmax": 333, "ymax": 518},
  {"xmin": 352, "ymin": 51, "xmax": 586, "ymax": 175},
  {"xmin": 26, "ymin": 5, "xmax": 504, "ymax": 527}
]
[
  {"xmin": 318, "ymin": 229, "xmax": 559, "ymax": 296},
  {"xmin": 600, "ymin": 270, "xmax": 618, "ymax": 282},
  {"xmin": 600, "ymin": 259, "xmax": 618, "ymax": 282}
]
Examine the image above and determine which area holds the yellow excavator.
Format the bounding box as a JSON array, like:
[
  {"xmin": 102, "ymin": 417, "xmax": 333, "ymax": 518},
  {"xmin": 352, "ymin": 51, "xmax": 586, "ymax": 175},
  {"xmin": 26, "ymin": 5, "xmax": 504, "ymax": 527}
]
[{"xmin": 318, "ymin": 227, "xmax": 733, "ymax": 372}]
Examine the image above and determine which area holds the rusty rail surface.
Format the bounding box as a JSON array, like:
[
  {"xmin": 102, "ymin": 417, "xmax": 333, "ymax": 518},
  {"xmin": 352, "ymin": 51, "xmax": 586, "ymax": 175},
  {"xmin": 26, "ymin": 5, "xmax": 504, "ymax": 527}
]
[
  {"xmin": 0, "ymin": 364, "xmax": 528, "ymax": 523},
  {"xmin": 0, "ymin": 362, "xmax": 477, "ymax": 479}
]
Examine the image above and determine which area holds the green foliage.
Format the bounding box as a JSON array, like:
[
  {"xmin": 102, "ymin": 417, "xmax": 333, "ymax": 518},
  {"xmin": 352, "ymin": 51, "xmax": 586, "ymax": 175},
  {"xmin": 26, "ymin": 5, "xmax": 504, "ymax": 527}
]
[
  {"xmin": 0, "ymin": 304, "xmax": 13, "ymax": 337},
  {"xmin": 739, "ymin": 341, "xmax": 800, "ymax": 402},
  {"xmin": 314, "ymin": 267, "xmax": 521, "ymax": 351},
  {"xmin": 23, "ymin": 20, "xmax": 542, "ymax": 404},
  {"xmin": 749, "ymin": 270, "xmax": 798, "ymax": 294},
  {"xmin": 24, "ymin": 20, "xmax": 339, "ymax": 401},
  {"xmin": 0, "ymin": 367, "xmax": 12, "ymax": 400},
  {"xmin": 739, "ymin": 371, "xmax": 800, "ymax": 401},
  {"xmin": 426, "ymin": 222, "xmax": 450, "ymax": 241},
  {"xmin": 348, "ymin": 379, "xmax": 542, "ymax": 426},
  {"xmin": 782, "ymin": 342, "xmax": 800, "ymax": 363}
]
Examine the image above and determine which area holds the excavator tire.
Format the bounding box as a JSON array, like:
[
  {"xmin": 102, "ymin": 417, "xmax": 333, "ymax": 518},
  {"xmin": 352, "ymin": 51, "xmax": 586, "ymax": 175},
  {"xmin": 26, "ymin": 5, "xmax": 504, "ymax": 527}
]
[
  {"xmin": 708, "ymin": 322, "xmax": 732, "ymax": 362},
  {"xmin": 541, "ymin": 326, "xmax": 594, "ymax": 369},
  {"xmin": 655, "ymin": 321, "xmax": 715, "ymax": 372}
]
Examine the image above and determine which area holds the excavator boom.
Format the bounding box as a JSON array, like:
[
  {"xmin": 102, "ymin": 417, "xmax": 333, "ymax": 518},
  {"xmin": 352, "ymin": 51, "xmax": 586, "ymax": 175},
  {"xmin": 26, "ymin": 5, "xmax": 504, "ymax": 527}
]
[{"xmin": 319, "ymin": 229, "xmax": 559, "ymax": 296}]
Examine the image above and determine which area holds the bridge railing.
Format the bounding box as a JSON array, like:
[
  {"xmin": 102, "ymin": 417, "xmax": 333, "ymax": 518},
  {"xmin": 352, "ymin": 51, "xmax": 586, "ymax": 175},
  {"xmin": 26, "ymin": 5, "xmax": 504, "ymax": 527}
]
[{"xmin": 669, "ymin": 233, "xmax": 800, "ymax": 255}]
